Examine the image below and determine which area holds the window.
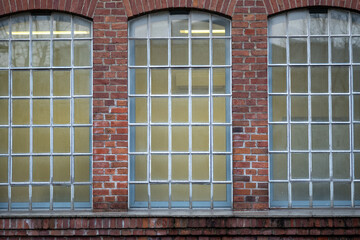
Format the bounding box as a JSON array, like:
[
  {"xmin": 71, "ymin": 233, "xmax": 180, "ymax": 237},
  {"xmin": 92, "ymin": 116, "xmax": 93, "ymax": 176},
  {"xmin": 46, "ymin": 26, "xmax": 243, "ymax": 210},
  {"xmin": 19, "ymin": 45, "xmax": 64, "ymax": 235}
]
[
  {"xmin": 128, "ymin": 11, "xmax": 232, "ymax": 208},
  {"xmin": 269, "ymin": 9, "xmax": 360, "ymax": 207},
  {"xmin": 0, "ymin": 13, "xmax": 92, "ymax": 210}
]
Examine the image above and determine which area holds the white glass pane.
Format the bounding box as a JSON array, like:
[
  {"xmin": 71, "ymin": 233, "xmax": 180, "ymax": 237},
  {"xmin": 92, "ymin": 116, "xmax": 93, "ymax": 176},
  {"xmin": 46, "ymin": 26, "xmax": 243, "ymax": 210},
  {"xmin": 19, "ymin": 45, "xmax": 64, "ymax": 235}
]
[
  {"xmin": 330, "ymin": 10, "xmax": 349, "ymax": 35},
  {"xmin": 150, "ymin": 13, "xmax": 168, "ymax": 37},
  {"xmin": 310, "ymin": 13, "xmax": 328, "ymax": 35},
  {"xmin": 130, "ymin": 16, "xmax": 147, "ymax": 37},
  {"xmin": 288, "ymin": 10, "xmax": 307, "ymax": 35},
  {"xmin": 268, "ymin": 14, "xmax": 286, "ymax": 36}
]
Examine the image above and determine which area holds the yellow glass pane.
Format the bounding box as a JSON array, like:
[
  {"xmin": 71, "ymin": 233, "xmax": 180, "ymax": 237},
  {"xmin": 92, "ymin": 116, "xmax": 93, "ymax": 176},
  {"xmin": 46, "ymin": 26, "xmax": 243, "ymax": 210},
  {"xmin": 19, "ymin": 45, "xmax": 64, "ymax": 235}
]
[
  {"xmin": 53, "ymin": 41, "xmax": 71, "ymax": 66},
  {"xmin": 213, "ymin": 97, "xmax": 228, "ymax": 123},
  {"xmin": 12, "ymin": 70, "xmax": 30, "ymax": 96},
  {"xmin": 172, "ymin": 126, "xmax": 189, "ymax": 152},
  {"xmin": 151, "ymin": 98, "xmax": 168, "ymax": 122},
  {"xmin": 53, "ymin": 185, "xmax": 70, "ymax": 202},
  {"xmin": 191, "ymin": 14, "xmax": 209, "ymax": 36},
  {"xmin": 151, "ymin": 155, "xmax": 168, "ymax": 180},
  {"xmin": 0, "ymin": 99, "xmax": 8, "ymax": 124},
  {"xmin": 150, "ymin": 184, "xmax": 168, "ymax": 201},
  {"xmin": 12, "ymin": 186, "xmax": 29, "ymax": 203},
  {"xmin": 11, "ymin": 16, "xmax": 29, "ymax": 39},
  {"xmin": 151, "ymin": 69, "xmax": 168, "ymax": 94},
  {"xmin": 214, "ymin": 126, "xmax": 229, "ymax": 152},
  {"xmin": 33, "ymin": 156, "xmax": 50, "ymax": 182},
  {"xmin": 0, "ymin": 42, "xmax": 8, "ymax": 67},
  {"xmin": 270, "ymin": 38, "xmax": 286, "ymax": 64},
  {"xmin": 33, "ymin": 99, "xmax": 50, "ymax": 125},
  {"xmin": 333, "ymin": 153, "xmax": 350, "ymax": 179},
  {"xmin": 12, "ymin": 41, "xmax": 29, "ymax": 67},
  {"xmin": 291, "ymin": 124, "xmax": 308, "ymax": 150},
  {"xmin": 213, "ymin": 68, "xmax": 227, "ymax": 94},
  {"xmin": 130, "ymin": 69, "xmax": 147, "ymax": 94},
  {"xmin": 151, "ymin": 126, "xmax": 168, "ymax": 151},
  {"xmin": 311, "ymin": 37, "xmax": 328, "ymax": 63},
  {"xmin": 192, "ymin": 39, "xmax": 209, "ymax": 65},
  {"xmin": 332, "ymin": 96, "xmax": 349, "ymax": 121},
  {"xmin": 172, "ymin": 98, "xmax": 188, "ymax": 123},
  {"xmin": 131, "ymin": 40, "xmax": 147, "ymax": 66},
  {"xmin": 53, "ymin": 99, "xmax": 70, "ymax": 124},
  {"xmin": 53, "ymin": 156, "xmax": 70, "ymax": 181},
  {"xmin": 332, "ymin": 124, "xmax": 349, "ymax": 150},
  {"xmin": 192, "ymin": 126, "xmax": 209, "ymax": 151},
  {"xmin": 74, "ymin": 69, "xmax": 91, "ymax": 95},
  {"xmin": 12, "ymin": 128, "xmax": 29, "ymax": 153},
  {"xmin": 214, "ymin": 184, "xmax": 227, "ymax": 201},
  {"xmin": 12, "ymin": 157, "xmax": 29, "ymax": 182},
  {"xmin": 32, "ymin": 186, "xmax": 50, "ymax": 203},
  {"xmin": 134, "ymin": 184, "xmax": 148, "ymax": 202},
  {"xmin": 0, "ymin": 128, "xmax": 8, "ymax": 154},
  {"xmin": 74, "ymin": 127, "xmax": 91, "ymax": 153},
  {"xmin": 312, "ymin": 125, "xmax": 329, "ymax": 150},
  {"xmin": 0, "ymin": 71, "xmax": 8, "ymax": 95},
  {"xmin": 74, "ymin": 17, "xmax": 91, "ymax": 38},
  {"xmin": 131, "ymin": 126, "xmax": 147, "ymax": 152},
  {"xmin": 312, "ymin": 153, "xmax": 329, "ymax": 179},
  {"xmin": 291, "ymin": 67, "xmax": 307, "ymax": 93},
  {"xmin": 171, "ymin": 69, "xmax": 188, "ymax": 94},
  {"xmin": 172, "ymin": 155, "xmax": 188, "ymax": 180},
  {"xmin": 171, "ymin": 39, "xmax": 188, "ymax": 65},
  {"xmin": 33, "ymin": 127, "xmax": 50, "ymax": 153},
  {"xmin": 270, "ymin": 124, "xmax": 287, "ymax": 151},
  {"xmin": 131, "ymin": 155, "xmax": 147, "ymax": 181},
  {"xmin": 53, "ymin": 70, "xmax": 70, "ymax": 96},
  {"xmin": 32, "ymin": 15, "xmax": 50, "ymax": 38},
  {"xmin": 74, "ymin": 156, "xmax": 90, "ymax": 182},
  {"xmin": 0, "ymin": 157, "xmax": 7, "ymax": 182},
  {"xmin": 311, "ymin": 67, "xmax": 328, "ymax": 93},
  {"xmin": 192, "ymin": 69, "xmax": 209, "ymax": 94},
  {"xmin": 312, "ymin": 96, "xmax": 329, "ymax": 121},
  {"xmin": 214, "ymin": 155, "xmax": 228, "ymax": 181},
  {"xmin": 192, "ymin": 184, "xmax": 210, "ymax": 201},
  {"xmin": 74, "ymin": 40, "xmax": 91, "ymax": 66},
  {"xmin": 290, "ymin": 38, "xmax": 307, "ymax": 63},
  {"xmin": 0, "ymin": 186, "xmax": 7, "ymax": 203},
  {"xmin": 150, "ymin": 40, "xmax": 168, "ymax": 65},
  {"xmin": 33, "ymin": 70, "xmax": 50, "ymax": 96},
  {"xmin": 291, "ymin": 96, "xmax": 308, "ymax": 121},
  {"xmin": 213, "ymin": 39, "xmax": 227, "ymax": 65},
  {"xmin": 172, "ymin": 184, "xmax": 189, "ymax": 201},
  {"xmin": 332, "ymin": 66, "xmax": 349, "ymax": 93},
  {"xmin": 53, "ymin": 14, "xmax": 71, "ymax": 38},
  {"xmin": 53, "ymin": 127, "xmax": 70, "ymax": 153},
  {"xmin": 130, "ymin": 98, "xmax": 147, "ymax": 123},
  {"xmin": 74, "ymin": 98, "xmax": 91, "ymax": 124},
  {"xmin": 291, "ymin": 153, "xmax": 309, "ymax": 179},
  {"xmin": 192, "ymin": 98, "xmax": 209, "ymax": 122},
  {"xmin": 74, "ymin": 185, "xmax": 90, "ymax": 202},
  {"xmin": 192, "ymin": 155, "xmax": 209, "ymax": 180},
  {"xmin": 32, "ymin": 41, "xmax": 50, "ymax": 67}
]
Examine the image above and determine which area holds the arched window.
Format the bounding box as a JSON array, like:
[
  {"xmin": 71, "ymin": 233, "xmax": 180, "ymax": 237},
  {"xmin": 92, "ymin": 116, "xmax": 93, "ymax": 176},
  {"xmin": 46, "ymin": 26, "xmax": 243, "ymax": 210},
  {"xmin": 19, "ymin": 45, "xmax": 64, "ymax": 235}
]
[
  {"xmin": 269, "ymin": 8, "xmax": 360, "ymax": 207},
  {"xmin": 0, "ymin": 13, "xmax": 92, "ymax": 210},
  {"xmin": 128, "ymin": 11, "xmax": 232, "ymax": 208}
]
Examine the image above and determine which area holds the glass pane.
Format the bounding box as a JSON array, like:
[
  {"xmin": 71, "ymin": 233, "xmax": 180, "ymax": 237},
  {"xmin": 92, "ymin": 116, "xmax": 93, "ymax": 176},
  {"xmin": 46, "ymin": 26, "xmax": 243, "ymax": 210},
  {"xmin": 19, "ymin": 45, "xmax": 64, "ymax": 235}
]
[
  {"xmin": 150, "ymin": 40, "xmax": 168, "ymax": 65},
  {"xmin": 311, "ymin": 96, "xmax": 328, "ymax": 122},
  {"xmin": 313, "ymin": 182, "xmax": 330, "ymax": 207},
  {"xmin": 74, "ymin": 40, "xmax": 91, "ymax": 66},
  {"xmin": 270, "ymin": 153, "xmax": 287, "ymax": 180},
  {"xmin": 213, "ymin": 97, "xmax": 230, "ymax": 123},
  {"xmin": 0, "ymin": 128, "xmax": 8, "ymax": 153},
  {"xmin": 269, "ymin": 38, "xmax": 286, "ymax": 64},
  {"xmin": 213, "ymin": 39, "xmax": 229, "ymax": 65},
  {"xmin": 130, "ymin": 40, "xmax": 147, "ymax": 66},
  {"xmin": 129, "ymin": 97, "xmax": 147, "ymax": 123},
  {"xmin": 74, "ymin": 185, "xmax": 90, "ymax": 204},
  {"xmin": 353, "ymin": 12, "xmax": 360, "ymax": 34},
  {"xmin": 33, "ymin": 99, "xmax": 50, "ymax": 125},
  {"xmin": 270, "ymin": 67, "xmax": 286, "ymax": 93},
  {"xmin": 271, "ymin": 183, "xmax": 288, "ymax": 206},
  {"xmin": 33, "ymin": 70, "xmax": 50, "ymax": 96},
  {"xmin": 171, "ymin": 15, "xmax": 188, "ymax": 37},
  {"xmin": 355, "ymin": 183, "xmax": 360, "ymax": 206},
  {"xmin": 53, "ymin": 186, "xmax": 71, "ymax": 208},
  {"xmin": 151, "ymin": 155, "xmax": 168, "ymax": 180},
  {"xmin": 133, "ymin": 184, "xmax": 148, "ymax": 202},
  {"xmin": 53, "ymin": 156, "xmax": 70, "ymax": 181},
  {"xmin": 74, "ymin": 17, "xmax": 91, "ymax": 38},
  {"xmin": 330, "ymin": 10, "xmax": 349, "ymax": 34},
  {"xmin": 212, "ymin": 16, "xmax": 230, "ymax": 36},
  {"xmin": 150, "ymin": 13, "xmax": 168, "ymax": 37},
  {"xmin": 354, "ymin": 124, "xmax": 360, "ymax": 150},
  {"xmin": 311, "ymin": 67, "xmax": 328, "ymax": 93},
  {"xmin": 213, "ymin": 155, "xmax": 230, "ymax": 181},
  {"xmin": 332, "ymin": 96, "xmax": 349, "ymax": 121},
  {"xmin": 150, "ymin": 184, "xmax": 168, "ymax": 203},
  {"xmin": 53, "ymin": 41, "xmax": 71, "ymax": 66},
  {"xmin": 12, "ymin": 41, "xmax": 29, "ymax": 66},
  {"xmin": 172, "ymin": 97, "xmax": 188, "ymax": 123},
  {"xmin": 74, "ymin": 98, "xmax": 91, "ymax": 124},
  {"xmin": 11, "ymin": 186, "xmax": 29, "ymax": 207},
  {"xmin": 192, "ymin": 184, "xmax": 210, "ymax": 202},
  {"xmin": 268, "ymin": 14, "xmax": 286, "ymax": 36},
  {"xmin": 31, "ymin": 16, "xmax": 49, "ymax": 37},
  {"xmin": 151, "ymin": 126, "xmax": 168, "ymax": 151},
  {"xmin": 0, "ymin": 186, "xmax": 8, "ymax": 207},
  {"xmin": 291, "ymin": 153, "xmax": 308, "ymax": 179},
  {"xmin": 333, "ymin": 153, "xmax": 350, "ymax": 179},
  {"xmin": 53, "ymin": 14, "xmax": 71, "ymax": 38},
  {"xmin": 192, "ymin": 126, "xmax": 209, "ymax": 151},
  {"xmin": 11, "ymin": 15, "xmax": 29, "ymax": 39},
  {"xmin": 53, "ymin": 127, "xmax": 70, "ymax": 153},
  {"xmin": 171, "ymin": 69, "xmax": 188, "ymax": 94},
  {"xmin": 53, "ymin": 70, "xmax": 70, "ymax": 96},
  {"xmin": 130, "ymin": 69, "xmax": 147, "ymax": 94},
  {"xmin": 74, "ymin": 69, "xmax": 91, "ymax": 95},
  {"xmin": 151, "ymin": 69, "xmax": 168, "ymax": 94},
  {"xmin": 12, "ymin": 128, "xmax": 29, "ymax": 153},
  {"xmin": 192, "ymin": 68, "xmax": 209, "ymax": 94},
  {"xmin": 191, "ymin": 13, "xmax": 209, "ymax": 36},
  {"xmin": 213, "ymin": 126, "xmax": 230, "ymax": 152},
  {"xmin": 130, "ymin": 15, "xmax": 147, "ymax": 37},
  {"xmin": 354, "ymin": 66, "xmax": 360, "ymax": 92},
  {"xmin": 0, "ymin": 157, "xmax": 7, "ymax": 182},
  {"xmin": 334, "ymin": 182, "xmax": 351, "ymax": 206},
  {"xmin": 0, "ymin": 71, "xmax": 8, "ymax": 96},
  {"xmin": 12, "ymin": 70, "xmax": 30, "ymax": 96},
  {"xmin": 192, "ymin": 39, "xmax": 209, "ymax": 65},
  {"xmin": 172, "ymin": 184, "xmax": 189, "ymax": 203},
  {"xmin": 192, "ymin": 97, "xmax": 208, "ymax": 122},
  {"xmin": 354, "ymin": 95, "xmax": 360, "ymax": 121},
  {"xmin": 151, "ymin": 98, "xmax": 168, "ymax": 122},
  {"xmin": 288, "ymin": 10, "xmax": 307, "ymax": 35},
  {"xmin": 32, "ymin": 41, "xmax": 50, "ymax": 66},
  {"xmin": 172, "ymin": 126, "xmax": 189, "ymax": 152},
  {"xmin": 74, "ymin": 127, "xmax": 91, "ymax": 153},
  {"xmin": 74, "ymin": 156, "xmax": 91, "ymax": 182},
  {"xmin": 172, "ymin": 155, "xmax": 188, "ymax": 180},
  {"xmin": 291, "ymin": 124, "xmax": 308, "ymax": 150},
  {"xmin": 331, "ymin": 37, "xmax": 349, "ymax": 63},
  {"xmin": 32, "ymin": 186, "xmax": 50, "ymax": 208},
  {"xmin": 130, "ymin": 155, "xmax": 147, "ymax": 181},
  {"xmin": 311, "ymin": 124, "xmax": 329, "ymax": 150},
  {"xmin": 33, "ymin": 156, "xmax": 50, "ymax": 182},
  {"xmin": 213, "ymin": 184, "xmax": 228, "ymax": 202},
  {"xmin": 213, "ymin": 68, "xmax": 230, "ymax": 94},
  {"xmin": 130, "ymin": 126, "xmax": 147, "ymax": 152},
  {"xmin": 53, "ymin": 99, "xmax": 70, "ymax": 124},
  {"xmin": 0, "ymin": 99, "xmax": 8, "ymax": 124},
  {"xmin": 290, "ymin": 38, "xmax": 307, "ymax": 64},
  {"xmin": 292, "ymin": 182, "xmax": 309, "ymax": 207},
  {"xmin": 0, "ymin": 41, "xmax": 8, "ymax": 67},
  {"xmin": 311, "ymin": 37, "xmax": 328, "ymax": 63},
  {"xmin": 0, "ymin": 18, "xmax": 9, "ymax": 39},
  {"xmin": 332, "ymin": 124, "xmax": 349, "ymax": 150},
  {"xmin": 12, "ymin": 157, "xmax": 29, "ymax": 182},
  {"xmin": 310, "ymin": 13, "xmax": 328, "ymax": 35},
  {"xmin": 355, "ymin": 153, "xmax": 360, "ymax": 179},
  {"xmin": 171, "ymin": 39, "xmax": 188, "ymax": 65},
  {"xmin": 353, "ymin": 37, "xmax": 360, "ymax": 63},
  {"xmin": 332, "ymin": 66, "xmax": 349, "ymax": 93},
  {"xmin": 291, "ymin": 96, "xmax": 308, "ymax": 121},
  {"xmin": 33, "ymin": 127, "xmax": 50, "ymax": 153},
  {"xmin": 270, "ymin": 124, "xmax": 287, "ymax": 151}
]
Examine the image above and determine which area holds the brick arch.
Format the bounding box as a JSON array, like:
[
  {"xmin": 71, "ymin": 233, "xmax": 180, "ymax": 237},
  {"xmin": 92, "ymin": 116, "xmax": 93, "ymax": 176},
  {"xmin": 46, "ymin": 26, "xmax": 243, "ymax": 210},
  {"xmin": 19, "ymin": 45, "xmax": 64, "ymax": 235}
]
[
  {"xmin": 123, "ymin": 0, "xmax": 237, "ymax": 18},
  {"xmin": 0, "ymin": 0, "xmax": 99, "ymax": 18},
  {"xmin": 263, "ymin": 0, "xmax": 360, "ymax": 15}
]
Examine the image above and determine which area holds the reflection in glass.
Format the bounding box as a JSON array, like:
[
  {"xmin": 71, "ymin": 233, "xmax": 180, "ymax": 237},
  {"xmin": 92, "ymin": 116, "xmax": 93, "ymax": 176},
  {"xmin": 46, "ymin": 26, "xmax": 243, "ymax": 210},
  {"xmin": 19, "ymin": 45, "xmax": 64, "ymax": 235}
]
[{"xmin": 32, "ymin": 41, "xmax": 50, "ymax": 66}]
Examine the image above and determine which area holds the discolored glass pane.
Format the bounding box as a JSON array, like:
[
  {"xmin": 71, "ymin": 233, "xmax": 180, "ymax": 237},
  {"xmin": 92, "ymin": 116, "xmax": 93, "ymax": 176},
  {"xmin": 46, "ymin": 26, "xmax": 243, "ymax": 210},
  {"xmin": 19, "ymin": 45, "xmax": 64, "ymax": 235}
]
[
  {"xmin": 53, "ymin": 41, "xmax": 71, "ymax": 66},
  {"xmin": 311, "ymin": 96, "xmax": 328, "ymax": 122},
  {"xmin": 0, "ymin": 157, "xmax": 7, "ymax": 182},
  {"xmin": 130, "ymin": 69, "xmax": 147, "ymax": 94},
  {"xmin": 33, "ymin": 99, "xmax": 50, "ymax": 125},
  {"xmin": 33, "ymin": 127, "xmax": 50, "ymax": 153},
  {"xmin": 0, "ymin": 41, "xmax": 8, "ymax": 67},
  {"xmin": 213, "ymin": 97, "xmax": 230, "ymax": 123},
  {"xmin": 130, "ymin": 15, "xmax": 147, "ymax": 37},
  {"xmin": 192, "ymin": 184, "xmax": 210, "ymax": 202},
  {"xmin": 150, "ymin": 40, "xmax": 168, "ymax": 65},
  {"xmin": 311, "ymin": 67, "xmax": 328, "ymax": 93},
  {"xmin": 11, "ymin": 15, "xmax": 29, "ymax": 39},
  {"xmin": 213, "ymin": 155, "xmax": 230, "ymax": 181},
  {"xmin": 334, "ymin": 182, "xmax": 351, "ymax": 206},
  {"xmin": 269, "ymin": 38, "xmax": 286, "ymax": 64},
  {"xmin": 270, "ymin": 124, "xmax": 287, "ymax": 151},
  {"xmin": 12, "ymin": 41, "xmax": 29, "ymax": 66},
  {"xmin": 150, "ymin": 13, "xmax": 168, "ymax": 37},
  {"xmin": 53, "ymin": 14, "xmax": 71, "ymax": 38},
  {"xmin": 151, "ymin": 98, "xmax": 168, "ymax": 122},
  {"xmin": 192, "ymin": 97, "xmax": 208, "ymax": 122},
  {"xmin": 313, "ymin": 182, "xmax": 330, "ymax": 206},
  {"xmin": 74, "ymin": 17, "xmax": 91, "ymax": 38},
  {"xmin": 53, "ymin": 127, "xmax": 70, "ymax": 153},
  {"xmin": 332, "ymin": 124, "xmax": 349, "ymax": 150},
  {"xmin": 333, "ymin": 153, "xmax": 350, "ymax": 179},
  {"xmin": 33, "ymin": 156, "xmax": 50, "ymax": 182},
  {"xmin": 354, "ymin": 66, "xmax": 360, "ymax": 92},
  {"xmin": 11, "ymin": 186, "xmax": 29, "ymax": 205},
  {"xmin": 32, "ymin": 15, "xmax": 50, "ymax": 38},
  {"xmin": 213, "ymin": 126, "xmax": 230, "ymax": 152},
  {"xmin": 130, "ymin": 126, "xmax": 147, "ymax": 152},
  {"xmin": 172, "ymin": 155, "xmax": 188, "ymax": 180},
  {"xmin": 291, "ymin": 96, "xmax": 308, "ymax": 121},
  {"xmin": 0, "ymin": 99, "xmax": 8, "ymax": 124},
  {"xmin": 74, "ymin": 40, "xmax": 91, "ymax": 66},
  {"xmin": 330, "ymin": 10, "xmax": 349, "ymax": 35},
  {"xmin": 310, "ymin": 13, "xmax": 328, "ymax": 35},
  {"xmin": 355, "ymin": 154, "xmax": 360, "ymax": 179},
  {"xmin": 12, "ymin": 157, "xmax": 29, "ymax": 182},
  {"xmin": 192, "ymin": 68, "xmax": 209, "ymax": 94},
  {"xmin": 331, "ymin": 37, "xmax": 349, "ymax": 63},
  {"xmin": 355, "ymin": 183, "xmax": 360, "ymax": 206},
  {"xmin": 271, "ymin": 183, "xmax": 288, "ymax": 206},
  {"xmin": 213, "ymin": 184, "xmax": 228, "ymax": 202},
  {"xmin": 353, "ymin": 37, "xmax": 360, "ymax": 63},
  {"xmin": 53, "ymin": 99, "xmax": 70, "ymax": 124},
  {"xmin": 172, "ymin": 126, "xmax": 189, "ymax": 152},
  {"xmin": 291, "ymin": 153, "xmax": 308, "ymax": 179},
  {"xmin": 32, "ymin": 186, "xmax": 50, "ymax": 207},
  {"xmin": 271, "ymin": 95, "xmax": 287, "ymax": 120},
  {"xmin": 12, "ymin": 70, "xmax": 30, "ymax": 96},
  {"xmin": 130, "ymin": 155, "xmax": 147, "ymax": 181},
  {"xmin": 130, "ymin": 40, "xmax": 147, "ymax": 66},
  {"xmin": 12, "ymin": 128, "xmax": 29, "ymax": 153},
  {"xmin": 331, "ymin": 66, "xmax": 349, "ymax": 93},
  {"xmin": 171, "ymin": 39, "xmax": 188, "ymax": 65},
  {"xmin": 172, "ymin": 184, "xmax": 189, "ymax": 202},
  {"xmin": 172, "ymin": 98, "xmax": 188, "ymax": 123},
  {"xmin": 151, "ymin": 69, "xmax": 168, "ymax": 94},
  {"xmin": 0, "ymin": 128, "xmax": 8, "ymax": 154},
  {"xmin": 151, "ymin": 126, "xmax": 168, "ymax": 151},
  {"xmin": 270, "ymin": 153, "xmax": 287, "ymax": 180},
  {"xmin": 332, "ymin": 96, "xmax": 349, "ymax": 121},
  {"xmin": 292, "ymin": 182, "xmax": 309, "ymax": 207},
  {"xmin": 291, "ymin": 124, "xmax": 308, "ymax": 150},
  {"xmin": 354, "ymin": 95, "xmax": 360, "ymax": 121},
  {"xmin": 53, "ymin": 186, "xmax": 71, "ymax": 206},
  {"xmin": 268, "ymin": 14, "xmax": 286, "ymax": 36},
  {"xmin": 270, "ymin": 67, "xmax": 286, "ymax": 93},
  {"xmin": 192, "ymin": 126, "xmax": 209, "ymax": 151},
  {"xmin": 354, "ymin": 124, "xmax": 360, "ymax": 150},
  {"xmin": 32, "ymin": 41, "xmax": 50, "ymax": 67},
  {"xmin": 0, "ymin": 18, "xmax": 9, "ymax": 39},
  {"xmin": 213, "ymin": 39, "xmax": 229, "ymax": 65},
  {"xmin": 192, "ymin": 39, "xmax": 209, "ymax": 65},
  {"xmin": 74, "ymin": 69, "xmax": 91, "ymax": 95},
  {"xmin": 33, "ymin": 70, "xmax": 50, "ymax": 96},
  {"xmin": 74, "ymin": 156, "xmax": 90, "ymax": 182},
  {"xmin": 212, "ymin": 16, "xmax": 230, "ymax": 36},
  {"xmin": 288, "ymin": 10, "xmax": 307, "ymax": 35},
  {"xmin": 171, "ymin": 15, "xmax": 188, "ymax": 37},
  {"xmin": 0, "ymin": 71, "xmax": 8, "ymax": 96},
  {"xmin": 311, "ymin": 37, "xmax": 328, "ymax": 63},
  {"xmin": 151, "ymin": 155, "xmax": 168, "ymax": 180},
  {"xmin": 129, "ymin": 97, "xmax": 147, "ymax": 123},
  {"xmin": 290, "ymin": 67, "xmax": 307, "ymax": 93},
  {"xmin": 74, "ymin": 185, "xmax": 90, "ymax": 203},
  {"xmin": 53, "ymin": 70, "xmax": 70, "ymax": 96},
  {"xmin": 290, "ymin": 38, "xmax": 307, "ymax": 63},
  {"xmin": 150, "ymin": 184, "xmax": 168, "ymax": 203},
  {"xmin": 134, "ymin": 184, "xmax": 148, "ymax": 202},
  {"xmin": 53, "ymin": 156, "xmax": 70, "ymax": 181},
  {"xmin": 171, "ymin": 69, "xmax": 188, "ymax": 94},
  {"xmin": 74, "ymin": 127, "xmax": 91, "ymax": 153},
  {"xmin": 74, "ymin": 98, "xmax": 91, "ymax": 124},
  {"xmin": 191, "ymin": 13, "xmax": 209, "ymax": 36},
  {"xmin": 312, "ymin": 124, "xmax": 329, "ymax": 150},
  {"xmin": 213, "ymin": 68, "xmax": 230, "ymax": 94}
]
